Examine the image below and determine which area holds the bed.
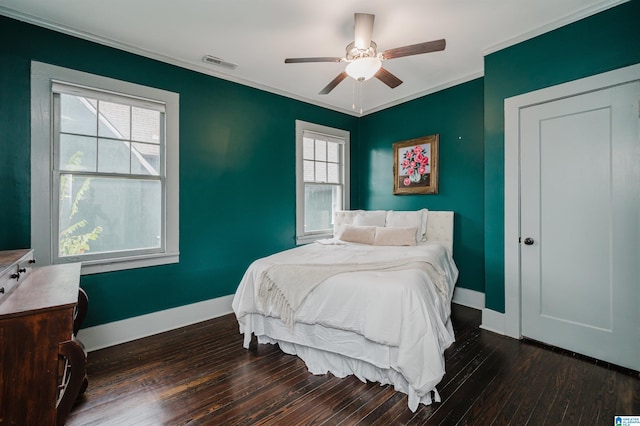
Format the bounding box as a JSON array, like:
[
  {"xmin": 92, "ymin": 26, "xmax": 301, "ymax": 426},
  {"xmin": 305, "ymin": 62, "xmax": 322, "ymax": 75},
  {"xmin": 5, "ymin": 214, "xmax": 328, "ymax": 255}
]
[{"xmin": 232, "ymin": 209, "xmax": 458, "ymax": 411}]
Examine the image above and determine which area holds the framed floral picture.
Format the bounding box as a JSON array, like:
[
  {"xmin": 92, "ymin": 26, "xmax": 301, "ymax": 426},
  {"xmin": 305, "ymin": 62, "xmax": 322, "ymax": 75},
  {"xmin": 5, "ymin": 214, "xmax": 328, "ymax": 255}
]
[{"xmin": 393, "ymin": 134, "xmax": 439, "ymax": 195}]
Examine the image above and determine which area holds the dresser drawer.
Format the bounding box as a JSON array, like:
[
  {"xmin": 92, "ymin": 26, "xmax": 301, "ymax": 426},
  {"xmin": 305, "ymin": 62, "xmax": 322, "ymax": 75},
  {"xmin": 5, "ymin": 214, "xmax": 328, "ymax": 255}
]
[{"xmin": 0, "ymin": 249, "xmax": 36, "ymax": 305}]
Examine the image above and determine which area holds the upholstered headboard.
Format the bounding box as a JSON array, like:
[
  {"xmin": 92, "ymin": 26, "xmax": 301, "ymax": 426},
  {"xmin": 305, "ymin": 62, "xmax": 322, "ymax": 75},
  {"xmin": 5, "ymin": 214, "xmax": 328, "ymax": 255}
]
[
  {"xmin": 333, "ymin": 209, "xmax": 454, "ymax": 252},
  {"xmin": 424, "ymin": 211, "xmax": 454, "ymax": 252}
]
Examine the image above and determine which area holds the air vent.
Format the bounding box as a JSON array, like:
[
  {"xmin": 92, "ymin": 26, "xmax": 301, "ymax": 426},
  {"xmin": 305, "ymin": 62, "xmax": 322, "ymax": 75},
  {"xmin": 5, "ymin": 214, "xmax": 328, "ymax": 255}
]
[{"xmin": 202, "ymin": 55, "xmax": 238, "ymax": 70}]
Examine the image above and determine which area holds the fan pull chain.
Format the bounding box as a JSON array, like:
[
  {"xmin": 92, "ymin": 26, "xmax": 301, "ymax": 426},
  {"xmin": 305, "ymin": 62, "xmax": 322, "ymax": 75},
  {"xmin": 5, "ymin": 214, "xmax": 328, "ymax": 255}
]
[
  {"xmin": 359, "ymin": 81, "xmax": 363, "ymax": 115},
  {"xmin": 352, "ymin": 80, "xmax": 356, "ymax": 111},
  {"xmin": 351, "ymin": 80, "xmax": 365, "ymax": 115}
]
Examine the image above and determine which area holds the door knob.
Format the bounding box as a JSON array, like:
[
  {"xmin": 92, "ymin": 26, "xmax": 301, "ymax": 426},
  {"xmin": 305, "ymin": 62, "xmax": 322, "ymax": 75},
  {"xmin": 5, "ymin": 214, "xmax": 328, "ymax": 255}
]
[{"xmin": 524, "ymin": 237, "xmax": 534, "ymax": 245}]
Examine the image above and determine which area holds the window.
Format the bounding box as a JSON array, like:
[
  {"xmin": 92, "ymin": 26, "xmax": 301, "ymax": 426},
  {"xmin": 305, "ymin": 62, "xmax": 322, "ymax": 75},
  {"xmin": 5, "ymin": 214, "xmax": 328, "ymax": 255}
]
[
  {"xmin": 31, "ymin": 62, "xmax": 179, "ymax": 274},
  {"xmin": 295, "ymin": 120, "xmax": 349, "ymax": 244}
]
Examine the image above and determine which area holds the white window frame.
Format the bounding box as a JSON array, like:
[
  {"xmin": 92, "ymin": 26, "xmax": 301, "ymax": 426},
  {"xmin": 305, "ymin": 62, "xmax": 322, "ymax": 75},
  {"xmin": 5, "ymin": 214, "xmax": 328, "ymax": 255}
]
[
  {"xmin": 295, "ymin": 120, "xmax": 350, "ymax": 245},
  {"xmin": 31, "ymin": 61, "xmax": 179, "ymax": 274}
]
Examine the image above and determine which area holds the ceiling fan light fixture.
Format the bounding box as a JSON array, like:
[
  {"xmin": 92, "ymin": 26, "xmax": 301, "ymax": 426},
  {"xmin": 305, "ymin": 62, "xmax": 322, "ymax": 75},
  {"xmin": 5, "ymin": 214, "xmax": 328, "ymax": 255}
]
[
  {"xmin": 284, "ymin": 13, "xmax": 444, "ymax": 95},
  {"xmin": 345, "ymin": 57, "xmax": 382, "ymax": 81}
]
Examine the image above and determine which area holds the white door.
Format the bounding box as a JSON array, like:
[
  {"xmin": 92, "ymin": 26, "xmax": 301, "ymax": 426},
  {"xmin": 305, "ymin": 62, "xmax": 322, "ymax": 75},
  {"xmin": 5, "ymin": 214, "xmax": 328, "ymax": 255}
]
[{"xmin": 520, "ymin": 81, "xmax": 640, "ymax": 371}]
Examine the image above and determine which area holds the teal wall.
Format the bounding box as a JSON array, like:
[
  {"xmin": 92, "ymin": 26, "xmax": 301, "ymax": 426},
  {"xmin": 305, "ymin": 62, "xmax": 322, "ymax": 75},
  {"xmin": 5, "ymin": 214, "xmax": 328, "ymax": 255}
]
[
  {"xmin": 359, "ymin": 79, "xmax": 485, "ymax": 293},
  {"xmin": 0, "ymin": 16, "xmax": 359, "ymax": 327},
  {"xmin": 483, "ymin": 0, "xmax": 640, "ymax": 312}
]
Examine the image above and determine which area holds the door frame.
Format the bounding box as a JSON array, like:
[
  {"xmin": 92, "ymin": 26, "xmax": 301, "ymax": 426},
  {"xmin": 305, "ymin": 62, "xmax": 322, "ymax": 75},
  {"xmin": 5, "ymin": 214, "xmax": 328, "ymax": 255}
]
[{"xmin": 503, "ymin": 63, "xmax": 640, "ymax": 339}]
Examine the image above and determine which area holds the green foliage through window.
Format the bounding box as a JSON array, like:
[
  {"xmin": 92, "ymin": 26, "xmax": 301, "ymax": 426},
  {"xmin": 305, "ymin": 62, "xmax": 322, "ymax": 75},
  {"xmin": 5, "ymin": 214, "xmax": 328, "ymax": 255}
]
[{"xmin": 59, "ymin": 152, "xmax": 103, "ymax": 256}]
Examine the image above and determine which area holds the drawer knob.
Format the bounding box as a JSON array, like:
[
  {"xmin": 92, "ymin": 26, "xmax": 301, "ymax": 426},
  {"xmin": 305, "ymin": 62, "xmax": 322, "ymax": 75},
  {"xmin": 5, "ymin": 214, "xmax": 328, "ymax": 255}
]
[
  {"xmin": 10, "ymin": 273, "xmax": 20, "ymax": 280},
  {"xmin": 0, "ymin": 287, "xmax": 4, "ymax": 294},
  {"xmin": 18, "ymin": 268, "xmax": 26, "ymax": 273}
]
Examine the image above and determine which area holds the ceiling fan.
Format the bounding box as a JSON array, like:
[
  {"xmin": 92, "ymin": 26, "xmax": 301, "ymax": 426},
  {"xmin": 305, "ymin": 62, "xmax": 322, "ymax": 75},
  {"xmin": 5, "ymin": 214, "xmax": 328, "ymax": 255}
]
[{"xmin": 285, "ymin": 13, "xmax": 446, "ymax": 95}]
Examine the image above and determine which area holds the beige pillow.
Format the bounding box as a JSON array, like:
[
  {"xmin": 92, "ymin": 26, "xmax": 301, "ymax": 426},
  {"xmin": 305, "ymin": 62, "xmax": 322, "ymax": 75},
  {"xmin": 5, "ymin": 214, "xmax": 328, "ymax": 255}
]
[
  {"xmin": 373, "ymin": 226, "xmax": 417, "ymax": 246},
  {"xmin": 338, "ymin": 225, "xmax": 376, "ymax": 244},
  {"xmin": 334, "ymin": 210, "xmax": 387, "ymax": 235},
  {"xmin": 385, "ymin": 209, "xmax": 428, "ymax": 242}
]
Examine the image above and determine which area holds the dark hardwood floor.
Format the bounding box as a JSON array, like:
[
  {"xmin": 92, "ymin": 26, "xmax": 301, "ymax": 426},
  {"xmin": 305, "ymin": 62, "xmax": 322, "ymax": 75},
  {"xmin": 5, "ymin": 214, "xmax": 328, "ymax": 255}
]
[{"xmin": 67, "ymin": 305, "xmax": 639, "ymax": 425}]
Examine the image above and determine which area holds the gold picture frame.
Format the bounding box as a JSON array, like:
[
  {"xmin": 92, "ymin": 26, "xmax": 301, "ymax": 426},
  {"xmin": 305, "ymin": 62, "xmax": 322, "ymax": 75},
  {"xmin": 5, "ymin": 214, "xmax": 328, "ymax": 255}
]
[{"xmin": 393, "ymin": 134, "xmax": 439, "ymax": 195}]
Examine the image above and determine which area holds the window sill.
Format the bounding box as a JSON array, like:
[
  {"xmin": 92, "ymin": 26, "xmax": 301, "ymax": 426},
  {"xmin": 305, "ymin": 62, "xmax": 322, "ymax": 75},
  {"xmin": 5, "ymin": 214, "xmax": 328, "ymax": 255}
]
[
  {"xmin": 77, "ymin": 251, "xmax": 180, "ymax": 275},
  {"xmin": 296, "ymin": 234, "xmax": 333, "ymax": 246}
]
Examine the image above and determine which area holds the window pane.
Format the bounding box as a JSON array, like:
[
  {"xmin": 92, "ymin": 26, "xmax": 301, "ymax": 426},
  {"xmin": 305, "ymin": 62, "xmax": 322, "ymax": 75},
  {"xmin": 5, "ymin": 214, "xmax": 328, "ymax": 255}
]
[
  {"xmin": 60, "ymin": 94, "xmax": 97, "ymax": 136},
  {"xmin": 304, "ymin": 184, "xmax": 342, "ymax": 233},
  {"xmin": 131, "ymin": 143, "xmax": 160, "ymax": 176},
  {"xmin": 59, "ymin": 134, "xmax": 97, "ymax": 172},
  {"xmin": 132, "ymin": 107, "xmax": 161, "ymax": 143},
  {"xmin": 303, "ymin": 160, "xmax": 315, "ymax": 182},
  {"xmin": 327, "ymin": 163, "xmax": 339, "ymax": 183},
  {"xmin": 98, "ymin": 101, "xmax": 131, "ymax": 139},
  {"xmin": 97, "ymin": 139, "xmax": 131, "ymax": 174},
  {"xmin": 315, "ymin": 139, "xmax": 327, "ymax": 161},
  {"xmin": 58, "ymin": 175, "xmax": 161, "ymax": 257},
  {"xmin": 315, "ymin": 162, "xmax": 327, "ymax": 182},
  {"xmin": 303, "ymin": 137, "xmax": 314, "ymax": 160},
  {"xmin": 327, "ymin": 141, "xmax": 339, "ymax": 163}
]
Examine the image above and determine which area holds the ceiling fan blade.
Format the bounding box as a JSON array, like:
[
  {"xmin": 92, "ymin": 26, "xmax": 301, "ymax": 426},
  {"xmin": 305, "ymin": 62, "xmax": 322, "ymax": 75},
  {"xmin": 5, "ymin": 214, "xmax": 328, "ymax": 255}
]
[
  {"xmin": 319, "ymin": 72, "xmax": 348, "ymax": 95},
  {"xmin": 354, "ymin": 13, "xmax": 375, "ymax": 50},
  {"xmin": 375, "ymin": 67, "xmax": 403, "ymax": 89},
  {"xmin": 382, "ymin": 39, "xmax": 446, "ymax": 60},
  {"xmin": 285, "ymin": 57, "xmax": 343, "ymax": 64}
]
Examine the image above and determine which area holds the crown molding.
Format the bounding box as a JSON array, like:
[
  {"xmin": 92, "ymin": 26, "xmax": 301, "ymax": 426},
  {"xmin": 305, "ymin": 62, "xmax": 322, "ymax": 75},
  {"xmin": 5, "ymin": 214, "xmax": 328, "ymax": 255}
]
[
  {"xmin": 482, "ymin": 0, "xmax": 629, "ymax": 56},
  {"xmin": 362, "ymin": 70, "xmax": 484, "ymax": 116},
  {"xmin": 0, "ymin": 6, "xmax": 361, "ymax": 117},
  {"xmin": 2, "ymin": 0, "xmax": 627, "ymax": 117}
]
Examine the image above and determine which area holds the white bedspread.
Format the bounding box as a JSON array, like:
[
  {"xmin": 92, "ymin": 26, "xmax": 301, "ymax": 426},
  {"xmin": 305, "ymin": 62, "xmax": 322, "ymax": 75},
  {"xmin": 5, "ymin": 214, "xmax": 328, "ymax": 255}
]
[{"xmin": 232, "ymin": 241, "xmax": 459, "ymax": 410}]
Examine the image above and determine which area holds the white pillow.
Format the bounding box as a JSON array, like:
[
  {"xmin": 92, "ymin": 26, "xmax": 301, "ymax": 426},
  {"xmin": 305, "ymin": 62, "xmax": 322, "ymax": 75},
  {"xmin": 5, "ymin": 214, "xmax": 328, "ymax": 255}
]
[
  {"xmin": 373, "ymin": 226, "xmax": 417, "ymax": 246},
  {"xmin": 333, "ymin": 210, "xmax": 386, "ymax": 235},
  {"xmin": 352, "ymin": 210, "xmax": 387, "ymax": 227},
  {"xmin": 333, "ymin": 210, "xmax": 354, "ymax": 235},
  {"xmin": 385, "ymin": 209, "xmax": 428, "ymax": 241},
  {"xmin": 338, "ymin": 225, "xmax": 376, "ymax": 244}
]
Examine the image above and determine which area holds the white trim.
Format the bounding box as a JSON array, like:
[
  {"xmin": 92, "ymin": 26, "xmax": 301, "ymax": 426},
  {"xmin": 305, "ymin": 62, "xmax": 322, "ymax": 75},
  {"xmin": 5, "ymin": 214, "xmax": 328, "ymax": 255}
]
[
  {"xmin": 0, "ymin": 5, "xmax": 480, "ymax": 117},
  {"xmin": 363, "ymin": 71, "xmax": 484, "ymax": 116},
  {"xmin": 452, "ymin": 287, "xmax": 485, "ymax": 310},
  {"xmin": 295, "ymin": 120, "xmax": 350, "ymax": 244},
  {"xmin": 79, "ymin": 253, "xmax": 180, "ymax": 275},
  {"xmin": 483, "ymin": 0, "xmax": 629, "ymax": 55},
  {"xmin": 79, "ymin": 292, "xmax": 485, "ymax": 352},
  {"xmin": 480, "ymin": 308, "xmax": 506, "ymax": 335},
  {"xmin": 503, "ymin": 63, "xmax": 640, "ymax": 340},
  {"xmin": 30, "ymin": 61, "xmax": 180, "ymax": 274},
  {"xmin": 1, "ymin": 1, "xmax": 624, "ymax": 116},
  {"xmin": 77, "ymin": 294, "xmax": 234, "ymax": 352},
  {"xmin": 0, "ymin": 6, "xmax": 357, "ymax": 116}
]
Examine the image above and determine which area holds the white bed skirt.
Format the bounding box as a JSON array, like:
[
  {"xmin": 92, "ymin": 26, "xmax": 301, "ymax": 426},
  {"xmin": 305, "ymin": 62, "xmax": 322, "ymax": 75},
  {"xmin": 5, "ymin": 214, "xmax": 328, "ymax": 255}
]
[{"xmin": 241, "ymin": 313, "xmax": 446, "ymax": 412}]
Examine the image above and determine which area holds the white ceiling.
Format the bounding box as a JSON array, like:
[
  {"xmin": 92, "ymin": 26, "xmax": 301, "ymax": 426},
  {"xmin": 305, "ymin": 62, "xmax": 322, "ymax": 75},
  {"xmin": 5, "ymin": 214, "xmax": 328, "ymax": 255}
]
[{"xmin": 0, "ymin": 0, "xmax": 626, "ymax": 116}]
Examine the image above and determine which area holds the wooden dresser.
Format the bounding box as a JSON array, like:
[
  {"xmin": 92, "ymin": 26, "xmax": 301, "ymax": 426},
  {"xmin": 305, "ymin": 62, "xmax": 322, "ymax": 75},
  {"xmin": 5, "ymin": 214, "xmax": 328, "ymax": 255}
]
[{"xmin": 0, "ymin": 249, "xmax": 88, "ymax": 425}]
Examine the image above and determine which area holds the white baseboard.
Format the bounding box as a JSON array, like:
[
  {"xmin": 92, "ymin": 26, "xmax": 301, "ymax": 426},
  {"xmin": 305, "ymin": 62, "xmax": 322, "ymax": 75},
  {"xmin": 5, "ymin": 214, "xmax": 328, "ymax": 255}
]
[
  {"xmin": 480, "ymin": 308, "xmax": 507, "ymax": 335},
  {"xmin": 77, "ymin": 294, "xmax": 234, "ymax": 352},
  {"xmin": 452, "ymin": 292, "xmax": 512, "ymax": 338},
  {"xmin": 452, "ymin": 287, "xmax": 485, "ymax": 310},
  {"xmin": 78, "ymin": 289, "xmax": 496, "ymax": 352}
]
